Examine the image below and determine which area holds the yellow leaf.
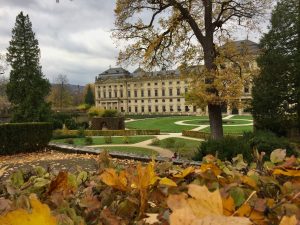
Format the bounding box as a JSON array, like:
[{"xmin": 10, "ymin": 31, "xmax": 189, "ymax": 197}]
[
  {"xmin": 222, "ymin": 196, "xmax": 235, "ymax": 216},
  {"xmin": 199, "ymin": 163, "xmax": 222, "ymax": 176},
  {"xmin": 0, "ymin": 195, "xmax": 57, "ymax": 225},
  {"xmin": 173, "ymin": 167, "xmax": 195, "ymax": 178},
  {"xmin": 100, "ymin": 168, "xmax": 127, "ymax": 191},
  {"xmin": 279, "ymin": 215, "xmax": 297, "ymax": 225},
  {"xmin": 241, "ymin": 176, "xmax": 257, "ymax": 188},
  {"xmin": 159, "ymin": 177, "xmax": 177, "ymax": 187},
  {"xmin": 273, "ymin": 169, "xmax": 300, "ymax": 177}
]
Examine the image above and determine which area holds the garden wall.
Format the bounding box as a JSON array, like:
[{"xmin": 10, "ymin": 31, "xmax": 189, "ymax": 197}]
[{"xmin": 91, "ymin": 117, "xmax": 125, "ymax": 130}]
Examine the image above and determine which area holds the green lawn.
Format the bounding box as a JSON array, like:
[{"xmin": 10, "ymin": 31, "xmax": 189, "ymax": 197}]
[
  {"xmin": 51, "ymin": 136, "xmax": 154, "ymax": 146},
  {"xmin": 99, "ymin": 146, "xmax": 158, "ymax": 156},
  {"xmin": 185, "ymin": 118, "xmax": 252, "ymax": 125},
  {"xmin": 232, "ymin": 115, "xmax": 253, "ymax": 120},
  {"xmin": 151, "ymin": 137, "xmax": 201, "ymax": 159},
  {"xmin": 202, "ymin": 125, "xmax": 253, "ymax": 134},
  {"xmin": 126, "ymin": 116, "xmax": 208, "ymax": 133}
]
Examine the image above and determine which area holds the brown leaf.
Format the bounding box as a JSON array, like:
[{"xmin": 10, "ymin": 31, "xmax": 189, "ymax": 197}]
[
  {"xmin": 279, "ymin": 215, "xmax": 298, "ymax": 225},
  {"xmin": 100, "ymin": 208, "xmax": 125, "ymax": 225},
  {"xmin": 47, "ymin": 171, "xmax": 70, "ymax": 195}
]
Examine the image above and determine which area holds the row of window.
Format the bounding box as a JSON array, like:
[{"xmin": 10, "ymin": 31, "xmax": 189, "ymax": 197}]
[
  {"xmin": 99, "ymin": 88, "xmax": 188, "ymax": 98},
  {"xmin": 123, "ymin": 105, "xmax": 197, "ymax": 113},
  {"xmin": 99, "ymin": 80, "xmax": 187, "ymax": 89}
]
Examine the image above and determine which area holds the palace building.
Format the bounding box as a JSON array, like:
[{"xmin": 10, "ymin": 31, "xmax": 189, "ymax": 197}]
[{"xmin": 94, "ymin": 40, "xmax": 259, "ymax": 115}]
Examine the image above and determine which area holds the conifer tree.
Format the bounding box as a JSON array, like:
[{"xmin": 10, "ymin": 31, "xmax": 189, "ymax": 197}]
[
  {"xmin": 6, "ymin": 12, "xmax": 51, "ymax": 122},
  {"xmin": 84, "ymin": 84, "xmax": 95, "ymax": 106}
]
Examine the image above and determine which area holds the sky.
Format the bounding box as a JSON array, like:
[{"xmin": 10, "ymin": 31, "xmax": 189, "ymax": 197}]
[{"xmin": 0, "ymin": 0, "xmax": 271, "ymax": 85}]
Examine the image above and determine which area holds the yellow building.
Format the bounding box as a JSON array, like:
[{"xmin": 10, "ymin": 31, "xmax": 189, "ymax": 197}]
[{"xmin": 95, "ymin": 40, "xmax": 258, "ymax": 115}]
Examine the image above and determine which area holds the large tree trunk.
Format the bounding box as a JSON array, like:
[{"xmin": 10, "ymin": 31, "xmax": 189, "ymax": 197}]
[{"xmin": 208, "ymin": 104, "xmax": 224, "ymax": 139}]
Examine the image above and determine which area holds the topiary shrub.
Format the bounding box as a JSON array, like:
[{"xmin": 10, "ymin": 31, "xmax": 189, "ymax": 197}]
[
  {"xmin": 243, "ymin": 130, "xmax": 296, "ymax": 159},
  {"xmin": 193, "ymin": 136, "xmax": 251, "ymax": 162},
  {"xmin": 0, "ymin": 123, "xmax": 53, "ymax": 155},
  {"xmin": 65, "ymin": 119, "xmax": 77, "ymax": 130},
  {"xmin": 85, "ymin": 137, "xmax": 93, "ymax": 145}
]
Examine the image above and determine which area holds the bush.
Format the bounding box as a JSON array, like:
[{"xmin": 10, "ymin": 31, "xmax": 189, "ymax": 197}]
[
  {"xmin": 78, "ymin": 127, "xmax": 85, "ymax": 138},
  {"xmin": 85, "ymin": 137, "xmax": 93, "ymax": 145},
  {"xmin": 193, "ymin": 136, "xmax": 251, "ymax": 162},
  {"xmin": 122, "ymin": 136, "xmax": 130, "ymax": 144},
  {"xmin": 65, "ymin": 138, "xmax": 74, "ymax": 145},
  {"xmin": 104, "ymin": 136, "xmax": 112, "ymax": 144},
  {"xmin": 174, "ymin": 141, "xmax": 186, "ymax": 152},
  {"xmin": 182, "ymin": 130, "xmax": 211, "ymax": 139},
  {"xmin": 88, "ymin": 106, "xmax": 104, "ymax": 117},
  {"xmin": 52, "ymin": 119, "xmax": 63, "ymax": 130},
  {"xmin": 151, "ymin": 138, "xmax": 160, "ymax": 146},
  {"xmin": 65, "ymin": 119, "xmax": 77, "ymax": 130},
  {"xmin": 0, "ymin": 123, "xmax": 53, "ymax": 155},
  {"xmin": 102, "ymin": 109, "xmax": 119, "ymax": 117},
  {"xmin": 164, "ymin": 138, "xmax": 175, "ymax": 148},
  {"xmin": 243, "ymin": 130, "xmax": 295, "ymax": 158}
]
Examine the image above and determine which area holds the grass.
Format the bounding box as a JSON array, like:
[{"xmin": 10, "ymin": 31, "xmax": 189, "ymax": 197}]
[
  {"xmin": 99, "ymin": 146, "xmax": 158, "ymax": 156},
  {"xmin": 126, "ymin": 116, "xmax": 208, "ymax": 133},
  {"xmin": 151, "ymin": 137, "xmax": 201, "ymax": 159},
  {"xmin": 51, "ymin": 136, "xmax": 154, "ymax": 146},
  {"xmin": 202, "ymin": 125, "xmax": 254, "ymax": 134},
  {"xmin": 185, "ymin": 119, "xmax": 252, "ymax": 125},
  {"xmin": 232, "ymin": 115, "xmax": 253, "ymax": 120}
]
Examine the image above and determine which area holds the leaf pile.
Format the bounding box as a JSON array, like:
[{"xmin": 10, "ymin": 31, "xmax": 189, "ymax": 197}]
[{"xmin": 0, "ymin": 150, "xmax": 299, "ymax": 225}]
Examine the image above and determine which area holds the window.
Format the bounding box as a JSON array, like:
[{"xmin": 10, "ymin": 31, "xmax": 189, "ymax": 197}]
[
  {"xmin": 155, "ymin": 106, "xmax": 159, "ymax": 112},
  {"xmin": 155, "ymin": 89, "xmax": 158, "ymax": 97},
  {"xmin": 109, "ymin": 85, "xmax": 111, "ymax": 88},
  {"xmin": 193, "ymin": 106, "xmax": 197, "ymax": 112},
  {"xmin": 129, "ymin": 100, "xmax": 131, "ymax": 103},
  {"xmin": 135, "ymin": 100, "xmax": 137, "ymax": 103},
  {"xmin": 162, "ymin": 99, "xmax": 165, "ymax": 103},
  {"xmin": 127, "ymin": 90, "xmax": 131, "ymax": 97},
  {"xmin": 134, "ymin": 83, "xmax": 137, "ymax": 87},
  {"xmin": 121, "ymin": 101, "xmax": 123, "ymax": 103},
  {"xmin": 169, "ymin": 81, "xmax": 172, "ymax": 85},
  {"xmin": 98, "ymin": 91, "xmax": 101, "ymax": 98},
  {"xmin": 114, "ymin": 85, "xmax": 117, "ymax": 88},
  {"xmin": 128, "ymin": 107, "xmax": 131, "ymax": 113},
  {"xmin": 162, "ymin": 82, "xmax": 165, "ymax": 85},
  {"xmin": 141, "ymin": 89, "xmax": 144, "ymax": 97},
  {"xmin": 148, "ymin": 83, "xmax": 151, "ymax": 86},
  {"xmin": 148, "ymin": 99, "xmax": 151, "ymax": 103},
  {"xmin": 148, "ymin": 89, "xmax": 151, "ymax": 97},
  {"xmin": 109, "ymin": 92, "xmax": 112, "ymax": 98},
  {"xmin": 114, "ymin": 91, "xmax": 117, "ymax": 98},
  {"xmin": 155, "ymin": 99, "xmax": 158, "ymax": 103},
  {"xmin": 134, "ymin": 90, "xmax": 137, "ymax": 97},
  {"xmin": 103, "ymin": 92, "xmax": 106, "ymax": 98},
  {"xmin": 135, "ymin": 107, "xmax": 138, "ymax": 113},
  {"xmin": 142, "ymin": 106, "xmax": 144, "ymax": 113},
  {"xmin": 121, "ymin": 107, "xmax": 124, "ymax": 112},
  {"xmin": 148, "ymin": 106, "xmax": 152, "ymax": 112},
  {"xmin": 142, "ymin": 100, "xmax": 144, "ymax": 103},
  {"xmin": 120, "ymin": 90, "xmax": 123, "ymax": 98},
  {"xmin": 170, "ymin": 99, "xmax": 173, "ymax": 102},
  {"xmin": 120, "ymin": 85, "xmax": 123, "ymax": 88},
  {"xmin": 162, "ymin": 89, "xmax": 165, "ymax": 96},
  {"xmin": 177, "ymin": 88, "xmax": 180, "ymax": 95},
  {"xmin": 170, "ymin": 106, "xmax": 173, "ymax": 112},
  {"xmin": 177, "ymin": 106, "xmax": 181, "ymax": 111},
  {"xmin": 154, "ymin": 82, "xmax": 158, "ymax": 85},
  {"xmin": 177, "ymin": 98, "xmax": 180, "ymax": 102},
  {"xmin": 163, "ymin": 106, "xmax": 166, "ymax": 112},
  {"xmin": 185, "ymin": 88, "xmax": 188, "ymax": 93},
  {"xmin": 169, "ymin": 89, "xmax": 173, "ymax": 96},
  {"xmin": 177, "ymin": 81, "xmax": 180, "ymax": 84},
  {"xmin": 185, "ymin": 106, "xmax": 189, "ymax": 112}
]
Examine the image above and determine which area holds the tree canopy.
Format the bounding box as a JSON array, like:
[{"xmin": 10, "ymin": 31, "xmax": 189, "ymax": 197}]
[
  {"xmin": 252, "ymin": 0, "xmax": 300, "ymax": 136},
  {"xmin": 6, "ymin": 12, "xmax": 51, "ymax": 122},
  {"xmin": 114, "ymin": 0, "xmax": 272, "ymax": 139}
]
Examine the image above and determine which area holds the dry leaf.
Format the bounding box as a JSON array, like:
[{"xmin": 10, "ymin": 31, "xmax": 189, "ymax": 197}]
[
  {"xmin": 48, "ymin": 171, "xmax": 70, "ymax": 195},
  {"xmin": 199, "ymin": 163, "xmax": 222, "ymax": 176},
  {"xmin": 279, "ymin": 215, "xmax": 298, "ymax": 225},
  {"xmin": 159, "ymin": 177, "xmax": 177, "ymax": 187},
  {"xmin": 270, "ymin": 149, "xmax": 286, "ymax": 163},
  {"xmin": 144, "ymin": 213, "xmax": 159, "ymax": 224},
  {"xmin": 173, "ymin": 167, "xmax": 195, "ymax": 178},
  {"xmin": 100, "ymin": 168, "xmax": 127, "ymax": 191},
  {"xmin": 273, "ymin": 169, "xmax": 300, "ymax": 177},
  {"xmin": 0, "ymin": 195, "xmax": 56, "ymax": 225}
]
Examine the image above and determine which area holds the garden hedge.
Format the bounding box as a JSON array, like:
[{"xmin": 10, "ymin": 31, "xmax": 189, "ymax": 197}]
[
  {"xmin": 182, "ymin": 130, "xmax": 211, "ymax": 139},
  {"xmin": 0, "ymin": 123, "xmax": 53, "ymax": 155},
  {"xmin": 52, "ymin": 129, "xmax": 160, "ymax": 139}
]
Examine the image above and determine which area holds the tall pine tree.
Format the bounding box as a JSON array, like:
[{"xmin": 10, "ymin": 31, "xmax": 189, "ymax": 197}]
[
  {"xmin": 84, "ymin": 84, "xmax": 94, "ymax": 106},
  {"xmin": 252, "ymin": 0, "xmax": 300, "ymax": 135},
  {"xmin": 6, "ymin": 12, "xmax": 51, "ymax": 122}
]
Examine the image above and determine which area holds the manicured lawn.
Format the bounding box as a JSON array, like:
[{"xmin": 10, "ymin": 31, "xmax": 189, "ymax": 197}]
[
  {"xmin": 126, "ymin": 116, "xmax": 208, "ymax": 133},
  {"xmin": 151, "ymin": 137, "xmax": 201, "ymax": 159},
  {"xmin": 232, "ymin": 115, "xmax": 253, "ymax": 120},
  {"xmin": 185, "ymin": 118, "xmax": 252, "ymax": 125},
  {"xmin": 99, "ymin": 146, "xmax": 158, "ymax": 156},
  {"xmin": 202, "ymin": 125, "xmax": 253, "ymax": 134},
  {"xmin": 51, "ymin": 136, "xmax": 154, "ymax": 146}
]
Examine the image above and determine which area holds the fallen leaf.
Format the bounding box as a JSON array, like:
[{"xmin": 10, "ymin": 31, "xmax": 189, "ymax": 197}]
[
  {"xmin": 0, "ymin": 195, "xmax": 56, "ymax": 225},
  {"xmin": 100, "ymin": 168, "xmax": 127, "ymax": 191},
  {"xmin": 222, "ymin": 196, "xmax": 235, "ymax": 216},
  {"xmin": 48, "ymin": 171, "xmax": 69, "ymax": 195},
  {"xmin": 279, "ymin": 215, "xmax": 298, "ymax": 225},
  {"xmin": 270, "ymin": 149, "xmax": 286, "ymax": 163},
  {"xmin": 173, "ymin": 167, "xmax": 195, "ymax": 178},
  {"xmin": 273, "ymin": 169, "xmax": 300, "ymax": 177},
  {"xmin": 159, "ymin": 177, "xmax": 177, "ymax": 187},
  {"xmin": 0, "ymin": 165, "xmax": 8, "ymax": 177},
  {"xmin": 144, "ymin": 213, "xmax": 159, "ymax": 224},
  {"xmin": 199, "ymin": 163, "xmax": 222, "ymax": 176}
]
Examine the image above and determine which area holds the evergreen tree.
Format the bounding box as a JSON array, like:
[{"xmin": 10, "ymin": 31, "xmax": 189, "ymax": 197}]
[
  {"xmin": 252, "ymin": 0, "xmax": 300, "ymax": 135},
  {"xmin": 6, "ymin": 12, "xmax": 51, "ymax": 122},
  {"xmin": 84, "ymin": 84, "xmax": 94, "ymax": 106}
]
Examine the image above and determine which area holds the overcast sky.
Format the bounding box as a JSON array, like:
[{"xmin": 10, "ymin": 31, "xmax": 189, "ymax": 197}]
[{"xmin": 0, "ymin": 0, "xmax": 270, "ymax": 85}]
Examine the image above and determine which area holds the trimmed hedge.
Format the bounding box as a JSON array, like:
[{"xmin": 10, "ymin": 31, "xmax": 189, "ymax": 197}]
[
  {"xmin": 52, "ymin": 129, "xmax": 160, "ymax": 139},
  {"xmin": 182, "ymin": 130, "xmax": 211, "ymax": 139},
  {"xmin": 0, "ymin": 123, "xmax": 53, "ymax": 155}
]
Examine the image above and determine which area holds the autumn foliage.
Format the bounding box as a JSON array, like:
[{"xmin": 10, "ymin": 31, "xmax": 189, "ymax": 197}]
[{"xmin": 0, "ymin": 150, "xmax": 299, "ymax": 225}]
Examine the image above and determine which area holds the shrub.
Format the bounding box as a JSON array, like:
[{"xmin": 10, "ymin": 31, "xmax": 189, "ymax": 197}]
[
  {"xmin": 65, "ymin": 138, "xmax": 74, "ymax": 145},
  {"xmin": 102, "ymin": 109, "xmax": 119, "ymax": 117},
  {"xmin": 85, "ymin": 137, "xmax": 93, "ymax": 145},
  {"xmin": 77, "ymin": 103, "xmax": 91, "ymax": 111},
  {"xmin": 65, "ymin": 119, "xmax": 77, "ymax": 130},
  {"xmin": 193, "ymin": 136, "xmax": 251, "ymax": 162},
  {"xmin": 182, "ymin": 130, "xmax": 211, "ymax": 139},
  {"xmin": 52, "ymin": 129, "xmax": 79, "ymax": 139},
  {"xmin": 78, "ymin": 127, "xmax": 85, "ymax": 138},
  {"xmin": 243, "ymin": 130, "xmax": 295, "ymax": 158},
  {"xmin": 0, "ymin": 123, "xmax": 53, "ymax": 155},
  {"xmin": 88, "ymin": 106, "xmax": 104, "ymax": 117},
  {"xmin": 174, "ymin": 141, "xmax": 186, "ymax": 152},
  {"xmin": 104, "ymin": 136, "xmax": 112, "ymax": 144},
  {"xmin": 52, "ymin": 119, "xmax": 63, "ymax": 130},
  {"xmin": 151, "ymin": 138, "xmax": 160, "ymax": 146},
  {"xmin": 122, "ymin": 136, "xmax": 130, "ymax": 144},
  {"xmin": 164, "ymin": 138, "xmax": 176, "ymax": 149}
]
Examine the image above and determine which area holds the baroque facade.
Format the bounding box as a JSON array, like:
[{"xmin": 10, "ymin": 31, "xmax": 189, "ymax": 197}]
[{"xmin": 95, "ymin": 40, "xmax": 258, "ymax": 115}]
